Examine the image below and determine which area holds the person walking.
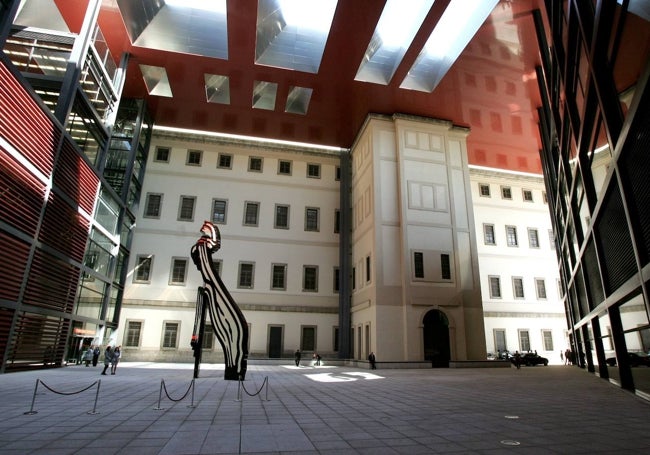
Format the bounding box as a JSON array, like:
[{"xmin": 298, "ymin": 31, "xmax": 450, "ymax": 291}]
[
  {"xmin": 101, "ymin": 346, "xmax": 113, "ymax": 375},
  {"xmin": 513, "ymin": 351, "xmax": 522, "ymax": 369},
  {"xmin": 294, "ymin": 349, "xmax": 301, "ymax": 367},
  {"xmin": 110, "ymin": 346, "xmax": 121, "ymax": 375},
  {"xmin": 92, "ymin": 345, "xmax": 100, "ymax": 367},
  {"xmin": 82, "ymin": 346, "xmax": 93, "ymax": 367},
  {"xmin": 368, "ymin": 352, "xmax": 377, "ymax": 369}
]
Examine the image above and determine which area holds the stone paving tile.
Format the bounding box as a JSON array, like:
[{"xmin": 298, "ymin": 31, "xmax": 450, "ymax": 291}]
[{"xmin": 1, "ymin": 363, "xmax": 650, "ymax": 454}]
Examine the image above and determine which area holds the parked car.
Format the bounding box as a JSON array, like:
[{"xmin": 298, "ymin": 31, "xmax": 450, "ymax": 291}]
[
  {"xmin": 511, "ymin": 352, "xmax": 548, "ymax": 366},
  {"xmin": 605, "ymin": 352, "xmax": 650, "ymax": 367}
]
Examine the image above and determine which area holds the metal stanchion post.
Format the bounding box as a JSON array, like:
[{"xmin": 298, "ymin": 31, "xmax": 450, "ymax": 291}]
[
  {"xmin": 154, "ymin": 379, "xmax": 165, "ymax": 410},
  {"xmin": 24, "ymin": 379, "xmax": 40, "ymax": 415},
  {"xmin": 87, "ymin": 379, "xmax": 101, "ymax": 415},
  {"xmin": 187, "ymin": 379, "xmax": 196, "ymax": 408},
  {"xmin": 236, "ymin": 378, "xmax": 242, "ymax": 402},
  {"xmin": 265, "ymin": 376, "xmax": 269, "ymax": 401}
]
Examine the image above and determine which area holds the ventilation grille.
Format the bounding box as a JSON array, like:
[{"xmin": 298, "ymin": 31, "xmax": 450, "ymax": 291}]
[{"xmin": 594, "ymin": 184, "xmax": 637, "ymax": 294}]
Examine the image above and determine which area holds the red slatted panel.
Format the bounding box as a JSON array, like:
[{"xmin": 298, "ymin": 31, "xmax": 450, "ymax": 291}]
[
  {"xmin": 0, "ymin": 61, "xmax": 60, "ymax": 176},
  {"xmin": 0, "ymin": 147, "xmax": 47, "ymax": 236},
  {"xmin": 0, "ymin": 231, "xmax": 31, "ymax": 302},
  {"xmin": 23, "ymin": 249, "xmax": 79, "ymax": 313},
  {"xmin": 38, "ymin": 193, "xmax": 89, "ymax": 263},
  {"xmin": 5, "ymin": 312, "xmax": 70, "ymax": 371},
  {"xmin": 54, "ymin": 137, "xmax": 100, "ymax": 215},
  {"xmin": 0, "ymin": 308, "xmax": 16, "ymax": 365}
]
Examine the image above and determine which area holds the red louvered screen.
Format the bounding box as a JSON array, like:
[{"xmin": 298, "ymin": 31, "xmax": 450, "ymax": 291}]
[
  {"xmin": 23, "ymin": 249, "xmax": 79, "ymax": 314},
  {"xmin": 0, "ymin": 147, "xmax": 47, "ymax": 236},
  {"xmin": 38, "ymin": 192, "xmax": 90, "ymax": 263},
  {"xmin": 0, "ymin": 60, "xmax": 60, "ymax": 176},
  {"xmin": 0, "ymin": 308, "xmax": 15, "ymax": 365},
  {"xmin": 0, "ymin": 231, "xmax": 31, "ymax": 302},
  {"xmin": 5, "ymin": 311, "xmax": 70, "ymax": 371},
  {"xmin": 54, "ymin": 137, "xmax": 100, "ymax": 215}
]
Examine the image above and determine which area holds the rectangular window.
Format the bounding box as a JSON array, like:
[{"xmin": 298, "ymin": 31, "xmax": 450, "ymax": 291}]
[
  {"xmin": 278, "ymin": 159, "xmax": 292, "ymax": 175},
  {"xmin": 202, "ymin": 325, "xmax": 214, "ymax": 349},
  {"xmin": 483, "ymin": 224, "xmax": 496, "ymax": 245},
  {"xmin": 134, "ymin": 255, "xmax": 152, "ymax": 283},
  {"xmin": 249, "ymin": 156, "xmax": 263, "ymax": 172},
  {"xmin": 305, "ymin": 207, "xmax": 319, "ymax": 231},
  {"xmin": 218, "ymin": 153, "xmax": 232, "ymax": 169},
  {"xmin": 535, "ymin": 278, "xmax": 547, "ymax": 299},
  {"xmin": 542, "ymin": 191, "xmax": 548, "ymax": 204},
  {"xmin": 274, "ymin": 204, "xmax": 289, "ymax": 229},
  {"xmin": 178, "ymin": 196, "xmax": 196, "ymax": 221},
  {"xmin": 243, "ymin": 202, "xmax": 259, "ymax": 226},
  {"xmin": 307, "ymin": 163, "xmax": 321, "ymax": 178},
  {"xmin": 335, "ymin": 166, "xmax": 341, "ymax": 181},
  {"xmin": 414, "ymin": 251, "xmax": 424, "ymax": 278},
  {"xmin": 513, "ymin": 277, "xmax": 524, "ymax": 298},
  {"xmin": 501, "ymin": 186, "xmax": 512, "ymax": 199},
  {"xmin": 303, "ymin": 265, "xmax": 318, "ymax": 292},
  {"xmin": 542, "ymin": 330, "xmax": 554, "ymax": 351},
  {"xmin": 186, "ymin": 149, "xmax": 202, "ymax": 166},
  {"xmin": 212, "ymin": 199, "xmax": 227, "ymax": 224},
  {"xmin": 506, "ymin": 225, "xmax": 518, "ymax": 247},
  {"xmin": 548, "ymin": 230, "xmax": 555, "ymax": 250},
  {"xmin": 125, "ymin": 321, "xmax": 142, "ymax": 347},
  {"xmin": 154, "ymin": 146, "xmax": 170, "ymax": 163},
  {"xmin": 144, "ymin": 193, "xmax": 162, "ymax": 218},
  {"xmin": 301, "ymin": 326, "xmax": 316, "ymax": 351},
  {"xmin": 162, "ymin": 322, "xmax": 179, "ymax": 348},
  {"xmin": 170, "ymin": 258, "xmax": 188, "ymax": 285},
  {"xmin": 441, "ymin": 254, "xmax": 451, "ymax": 279},
  {"xmin": 489, "ymin": 276, "xmax": 501, "ymax": 298},
  {"xmin": 365, "ymin": 255, "xmax": 371, "ymax": 283},
  {"xmin": 271, "ymin": 264, "xmax": 287, "ymax": 290},
  {"xmin": 494, "ymin": 329, "xmax": 506, "ymax": 352},
  {"xmin": 518, "ymin": 330, "xmax": 530, "ymax": 352},
  {"xmin": 522, "ymin": 189, "xmax": 534, "ymax": 202},
  {"xmin": 238, "ymin": 262, "xmax": 255, "ymax": 288},
  {"xmin": 333, "ymin": 327, "xmax": 339, "ymax": 351},
  {"xmin": 334, "ymin": 209, "xmax": 340, "ymax": 233},
  {"xmin": 528, "ymin": 228, "xmax": 540, "ymax": 248},
  {"xmin": 352, "ymin": 267, "xmax": 356, "ymax": 290},
  {"xmin": 333, "ymin": 267, "xmax": 340, "ymax": 293},
  {"xmin": 479, "ymin": 183, "xmax": 490, "ymax": 197},
  {"xmin": 211, "ymin": 258, "xmax": 222, "ymax": 276}
]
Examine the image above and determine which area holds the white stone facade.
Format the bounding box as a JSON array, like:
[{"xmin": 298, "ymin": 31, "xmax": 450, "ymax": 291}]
[
  {"xmin": 470, "ymin": 166, "xmax": 568, "ymax": 364},
  {"xmin": 118, "ymin": 117, "xmax": 565, "ymax": 366}
]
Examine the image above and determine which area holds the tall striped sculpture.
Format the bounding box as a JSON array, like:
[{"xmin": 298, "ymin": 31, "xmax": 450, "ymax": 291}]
[{"xmin": 191, "ymin": 221, "xmax": 248, "ymax": 380}]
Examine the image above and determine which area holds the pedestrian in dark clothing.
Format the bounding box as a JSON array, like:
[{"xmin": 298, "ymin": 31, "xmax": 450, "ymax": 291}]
[
  {"xmin": 294, "ymin": 349, "xmax": 301, "ymax": 367},
  {"xmin": 513, "ymin": 351, "xmax": 521, "ymax": 369},
  {"xmin": 101, "ymin": 346, "xmax": 113, "ymax": 375},
  {"xmin": 368, "ymin": 352, "xmax": 377, "ymax": 369},
  {"xmin": 92, "ymin": 346, "xmax": 100, "ymax": 367}
]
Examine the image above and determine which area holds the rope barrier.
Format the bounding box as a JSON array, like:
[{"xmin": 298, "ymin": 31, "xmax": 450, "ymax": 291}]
[
  {"xmin": 154, "ymin": 378, "xmax": 196, "ymax": 410},
  {"xmin": 24, "ymin": 378, "xmax": 102, "ymax": 415},
  {"xmin": 237, "ymin": 376, "xmax": 269, "ymax": 401}
]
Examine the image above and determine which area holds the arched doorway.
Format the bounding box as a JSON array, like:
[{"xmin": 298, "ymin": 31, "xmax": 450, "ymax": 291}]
[{"xmin": 423, "ymin": 310, "xmax": 450, "ymax": 367}]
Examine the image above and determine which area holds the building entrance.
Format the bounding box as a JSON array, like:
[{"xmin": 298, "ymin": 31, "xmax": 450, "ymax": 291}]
[
  {"xmin": 423, "ymin": 310, "xmax": 450, "ymax": 367},
  {"xmin": 268, "ymin": 326, "xmax": 283, "ymax": 358}
]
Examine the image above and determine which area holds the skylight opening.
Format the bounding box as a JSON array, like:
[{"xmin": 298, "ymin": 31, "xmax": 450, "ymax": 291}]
[
  {"xmin": 355, "ymin": 0, "xmax": 434, "ymax": 85},
  {"xmin": 400, "ymin": 0, "xmax": 498, "ymax": 92},
  {"xmin": 139, "ymin": 65, "xmax": 173, "ymax": 98},
  {"xmin": 165, "ymin": 0, "xmax": 227, "ymax": 14},
  {"xmin": 255, "ymin": 0, "xmax": 338, "ymax": 73}
]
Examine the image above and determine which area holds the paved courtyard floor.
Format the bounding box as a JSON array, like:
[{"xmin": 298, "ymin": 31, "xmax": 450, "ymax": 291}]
[{"xmin": 0, "ymin": 362, "xmax": 649, "ymax": 454}]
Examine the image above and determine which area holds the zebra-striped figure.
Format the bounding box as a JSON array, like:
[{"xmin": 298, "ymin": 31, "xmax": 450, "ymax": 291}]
[{"xmin": 191, "ymin": 221, "xmax": 248, "ymax": 380}]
